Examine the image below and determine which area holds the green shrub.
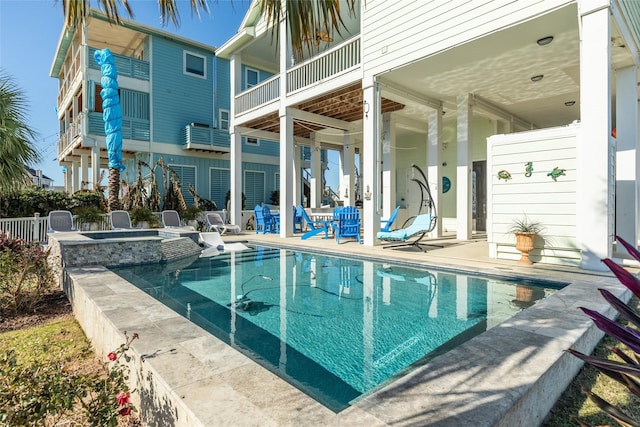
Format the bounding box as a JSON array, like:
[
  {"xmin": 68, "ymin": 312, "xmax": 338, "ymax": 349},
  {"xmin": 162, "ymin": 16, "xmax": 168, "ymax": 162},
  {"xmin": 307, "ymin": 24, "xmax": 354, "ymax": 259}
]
[
  {"xmin": 0, "ymin": 232, "xmax": 54, "ymax": 316},
  {"xmin": 0, "ymin": 187, "xmax": 72, "ymax": 217},
  {"xmin": 130, "ymin": 207, "xmax": 159, "ymax": 228}
]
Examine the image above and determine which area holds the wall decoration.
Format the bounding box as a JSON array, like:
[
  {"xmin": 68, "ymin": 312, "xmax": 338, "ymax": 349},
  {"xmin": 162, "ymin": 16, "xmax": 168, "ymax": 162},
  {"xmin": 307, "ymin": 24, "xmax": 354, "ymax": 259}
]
[
  {"xmin": 442, "ymin": 176, "xmax": 451, "ymax": 193},
  {"xmin": 497, "ymin": 170, "xmax": 512, "ymax": 181},
  {"xmin": 525, "ymin": 162, "xmax": 533, "ymax": 177},
  {"xmin": 547, "ymin": 167, "xmax": 566, "ymax": 182}
]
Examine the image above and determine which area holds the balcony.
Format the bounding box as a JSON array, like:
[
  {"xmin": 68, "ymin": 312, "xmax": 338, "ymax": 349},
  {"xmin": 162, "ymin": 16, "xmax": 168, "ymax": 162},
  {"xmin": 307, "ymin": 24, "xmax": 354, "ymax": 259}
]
[
  {"xmin": 88, "ymin": 47, "xmax": 150, "ymax": 80},
  {"xmin": 87, "ymin": 112, "xmax": 150, "ymax": 141},
  {"xmin": 234, "ymin": 36, "xmax": 361, "ymax": 114},
  {"xmin": 182, "ymin": 123, "xmax": 230, "ymax": 153}
]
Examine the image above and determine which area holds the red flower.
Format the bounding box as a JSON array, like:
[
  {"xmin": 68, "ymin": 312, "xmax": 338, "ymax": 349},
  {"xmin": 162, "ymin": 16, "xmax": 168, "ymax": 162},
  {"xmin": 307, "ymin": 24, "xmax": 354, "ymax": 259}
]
[
  {"xmin": 107, "ymin": 352, "xmax": 117, "ymax": 361},
  {"xmin": 116, "ymin": 391, "xmax": 130, "ymax": 406},
  {"xmin": 118, "ymin": 406, "xmax": 131, "ymax": 416}
]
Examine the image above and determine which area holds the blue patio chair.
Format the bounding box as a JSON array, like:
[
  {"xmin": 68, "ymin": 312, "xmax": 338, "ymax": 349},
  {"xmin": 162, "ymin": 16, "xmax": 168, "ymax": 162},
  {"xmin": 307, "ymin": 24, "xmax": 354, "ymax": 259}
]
[
  {"xmin": 293, "ymin": 205, "xmax": 304, "ymax": 233},
  {"xmin": 254, "ymin": 205, "xmax": 278, "ymax": 234},
  {"xmin": 336, "ymin": 206, "xmax": 361, "ymax": 244},
  {"xmin": 300, "ymin": 208, "xmax": 329, "ymax": 240},
  {"xmin": 380, "ymin": 205, "xmax": 400, "ymax": 232},
  {"xmin": 330, "ymin": 206, "xmax": 344, "ymax": 236},
  {"xmin": 377, "ymin": 213, "xmax": 437, "ymax": 252}
]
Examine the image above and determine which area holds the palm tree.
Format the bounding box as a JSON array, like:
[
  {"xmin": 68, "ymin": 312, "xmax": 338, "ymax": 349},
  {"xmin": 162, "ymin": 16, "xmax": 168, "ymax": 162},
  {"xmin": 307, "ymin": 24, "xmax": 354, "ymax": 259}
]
[
  {"xmin": 0, "ymin": 71, "xmax": 40, "ymax": 193},
  {"xmin": 59, "ymin": 0, "xmax": 356, "ymax": 55}
]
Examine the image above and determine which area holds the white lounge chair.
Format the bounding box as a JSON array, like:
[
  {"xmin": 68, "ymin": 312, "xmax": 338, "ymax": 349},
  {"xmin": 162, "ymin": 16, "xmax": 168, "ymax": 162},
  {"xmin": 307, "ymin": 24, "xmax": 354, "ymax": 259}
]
[
  {"xmin": 110, "ymin": 210, "xmax": 132, "ymax": 230},
  {"xmin": 205, "ymin": 212, "xmax": 241, "ymax": 235},
  {"xmin": 161, "ymin": 210, "xmax": 194, "ymax": 230},
  {"xmin": 199, "ymin": 232, "xmax": 249, "ymax": 257},
  {"xmin": 48, "ymin": 210, "xmax": 76, "ymax": 232}
]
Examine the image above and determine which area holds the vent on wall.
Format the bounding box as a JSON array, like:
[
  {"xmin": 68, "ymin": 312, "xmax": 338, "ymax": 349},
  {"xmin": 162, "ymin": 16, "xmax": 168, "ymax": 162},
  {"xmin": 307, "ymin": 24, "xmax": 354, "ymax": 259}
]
[{"xmin": 191, "ymin": 122, "xmax": 210, "ymax": 128}]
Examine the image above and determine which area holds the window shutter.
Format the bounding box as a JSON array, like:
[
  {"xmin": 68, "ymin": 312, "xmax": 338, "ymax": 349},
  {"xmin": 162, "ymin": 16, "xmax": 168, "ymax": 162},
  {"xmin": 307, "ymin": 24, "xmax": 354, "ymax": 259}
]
[{"xmin": 210, "ymin": 168, "xmax": 230, "ymax": 209}]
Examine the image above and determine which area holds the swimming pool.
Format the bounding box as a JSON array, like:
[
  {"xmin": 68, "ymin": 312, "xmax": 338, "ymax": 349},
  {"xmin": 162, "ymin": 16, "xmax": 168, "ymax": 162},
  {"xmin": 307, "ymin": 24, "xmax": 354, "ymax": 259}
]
[{"xmin": 111, "ymin": 245, "xmax": 565, "ymax": 412}]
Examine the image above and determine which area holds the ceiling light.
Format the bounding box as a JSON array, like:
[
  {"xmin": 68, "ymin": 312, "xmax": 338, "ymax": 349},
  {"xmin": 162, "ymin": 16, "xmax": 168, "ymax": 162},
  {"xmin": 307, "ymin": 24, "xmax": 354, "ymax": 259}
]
[
  {"xmin": 564, "ymin": 101, "xmax": 576, "ymax": 107},
  {"xmin": 531, "ymin": 75, "xmax": 544, "ymax": 82},
  {"xmin": 537, "ymin": 36, "xmax": 554, "ymax": 46}
]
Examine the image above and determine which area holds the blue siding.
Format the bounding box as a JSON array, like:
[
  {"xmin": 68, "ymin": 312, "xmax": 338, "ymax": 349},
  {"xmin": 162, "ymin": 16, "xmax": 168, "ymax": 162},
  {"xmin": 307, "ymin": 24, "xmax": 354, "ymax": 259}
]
[
  {"xmin": 151, "ymin": 37, "xmax": 214, "ymax": 144},
  {"xmin": 243, "ymin": 138, "xmax": 279, "ymax": 157}
]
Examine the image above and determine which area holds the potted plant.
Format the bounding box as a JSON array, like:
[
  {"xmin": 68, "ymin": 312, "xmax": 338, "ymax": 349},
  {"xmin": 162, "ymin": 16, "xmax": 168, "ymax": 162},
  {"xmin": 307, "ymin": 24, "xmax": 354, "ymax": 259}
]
[
  {"xmin": 74, "ymin": 206, "xmax": 105, "ymax": 231},
  {"xmin": 181, "ymin": 205, "xmax": 203, "ymax": 229},
  {"xmin": 508, "ymin": 216, "xmax": 544, "ymax": 265},
  {"xmin": 130, "ymin": 207, "xmax": 159, "ymax": 229}
]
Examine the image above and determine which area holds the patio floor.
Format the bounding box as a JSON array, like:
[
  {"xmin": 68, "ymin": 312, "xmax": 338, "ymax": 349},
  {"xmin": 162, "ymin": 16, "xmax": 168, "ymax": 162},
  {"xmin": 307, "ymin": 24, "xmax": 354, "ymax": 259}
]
[{"xmin": 63, "ymin": 231, "xmax": 630, "ymax": 426}]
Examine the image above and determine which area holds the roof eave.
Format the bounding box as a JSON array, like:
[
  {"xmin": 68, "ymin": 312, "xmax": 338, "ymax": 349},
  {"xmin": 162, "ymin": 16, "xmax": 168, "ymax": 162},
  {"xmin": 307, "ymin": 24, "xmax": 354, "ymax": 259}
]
[{"xmin": 216, "ymin": 27, "xmax": 256, "ymax": 59}]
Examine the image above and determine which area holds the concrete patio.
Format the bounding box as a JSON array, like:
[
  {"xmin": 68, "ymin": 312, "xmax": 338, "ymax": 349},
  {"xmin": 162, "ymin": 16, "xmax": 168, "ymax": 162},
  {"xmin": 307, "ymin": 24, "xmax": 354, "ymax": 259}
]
[{"xmin": 61, "ymin": 231, "xmax": 630, "ymax": 426}]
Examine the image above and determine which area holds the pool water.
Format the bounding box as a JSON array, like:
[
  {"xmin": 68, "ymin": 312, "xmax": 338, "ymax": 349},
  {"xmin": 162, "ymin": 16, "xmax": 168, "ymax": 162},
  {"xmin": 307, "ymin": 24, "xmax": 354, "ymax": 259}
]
[{"xmin": 111, "ymin": 245, "xmax": 564, "ymax": 412}]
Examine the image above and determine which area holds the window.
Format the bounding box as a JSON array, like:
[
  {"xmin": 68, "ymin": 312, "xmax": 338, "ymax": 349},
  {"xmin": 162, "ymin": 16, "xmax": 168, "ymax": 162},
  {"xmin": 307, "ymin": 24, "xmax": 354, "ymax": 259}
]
[
  {"xmin": 244, "ymin": 170, "xmax": 265, "ymax": 208},
  {"xmin": 210, "ymin": 167, "xmax": 230, "ymax": 209},
  {"xmin": 245, "ymin": 67, "xmax": 259, "ymax": 89},
  {"xmin": 169, "ymin": 165, "xmax": 196, "ymax": 205},
  {"xmin": 184, "ymin": 51, "xmax": 206, "ymax": 78},
  {"xmin": 274, "ymin": 172, "xmax": 280, "ymax": 191},
  {"xmin": 219, "ymin": 109, "xmax": 229, "ymax": 131},
  {"xmin": 246, "ymin": 137, "xmax": 259, "ymax": 146}
]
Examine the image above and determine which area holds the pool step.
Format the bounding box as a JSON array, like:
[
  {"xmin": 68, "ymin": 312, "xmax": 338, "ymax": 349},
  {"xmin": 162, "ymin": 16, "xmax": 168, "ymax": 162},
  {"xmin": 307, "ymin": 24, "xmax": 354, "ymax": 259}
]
[{"xmin": 161, "ymin": 237, "xmax": 202, "ymax": 262}]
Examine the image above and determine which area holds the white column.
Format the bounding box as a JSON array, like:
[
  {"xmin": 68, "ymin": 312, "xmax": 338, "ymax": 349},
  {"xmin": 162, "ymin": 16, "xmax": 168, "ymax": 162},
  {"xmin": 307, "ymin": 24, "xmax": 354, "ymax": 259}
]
[
  {"xmin": 456, "ymin": 94, "xmax": 473, "ymax": 240},
  {"xmin": 310, "ymin": 134, "xmax": 322, "ymax": 208},
  {"xmin": 363, "ymin": 79, "xmax": 381, "ymax": 246},
  {"xmin": 341, "ymin": 131, "xmax": 354, "ymax": 207},
  {"xmin": 615, "ymin": 65, "xmax": 639, "ymax": 248},
  {"xmin": 280, "ymin": 111, "xmax": 294, "ymax": 236},
  {"xmin": 62, "ymin": 162, "xmax": 72, "ymax": 194},
  {"xmin": 72, "ymin": 161, "xmax": 80, "ymax": 193},
  {"xmin": 381, "ymin": 113, "xmax": 396, "ymax": 221},
  {"xmin": 578, "ymin": 2, "xmax": 613, "ymax": 269},
  {"xmin": 91, "ymin": 146, "xmax": 100, "ymax": 189},
  {"xmin": 230, "ymin": 53, "xmax": 243, "ymax": 227},
  {"xmin": 80, "ymin": 152, "xmax": 89, "ymax": 190},
  {"xmin": 428, "ymin": 108, "xmax": 443, "ymax": 237},
  {"xmin": 293, "ymin": 144, "xmax": 301, "ymax": 206}
]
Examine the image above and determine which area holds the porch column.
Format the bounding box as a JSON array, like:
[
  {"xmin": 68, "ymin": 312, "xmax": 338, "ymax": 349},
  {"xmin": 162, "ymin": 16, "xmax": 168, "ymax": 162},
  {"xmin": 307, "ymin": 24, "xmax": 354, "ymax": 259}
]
[
  {"xmin": 72, "ymin": 161, "xmax": 80, "ymax": 193},
  {"xmin": 91, "ymin": 146, "xmax": 100, "ymax": 189},
  {"xmin": 229, "ymin": 53, "xmax": 243, "ymax": 227},
  {"xmin": 279, "ymin": 110, "xmax": 294, "ymax": 236},
  {"xmin": 294, "ymin": 144, "xmax": 301, "ymax": 206},
  {"xmin": 428, "ymin": 108, "xmax": 443, "ymax": 237},
  {"xmin": 381, "ymin": 113, "xmax": 396, "ymax": 221},
  {"xmin": 80, "ymin": 152, "xmax": 89, "ymax": 190},
  {"xmin": 310, "ymin": 133, "xmax": 322, "ymax": 208},
  {"xmin": 578, "ymin": 2, "xmax": 613, "ymax": 269},
  {"xmin": 456, "ymin": 94, "xmax": 473, "ymax": 240},
  {"xmin": 363, "ymin": 79, "xmax": 381, "ymax": 246},
  {"xmin": 62, "ymin": 162, "xmax": 72, "ymax": 194},
  {"xmin": 615, "ymin": 65, "xmax": 639, "ymax": 249},
  {"xmin": 341, "ymin": 131, "xmax": 354, "ymax": 207}
]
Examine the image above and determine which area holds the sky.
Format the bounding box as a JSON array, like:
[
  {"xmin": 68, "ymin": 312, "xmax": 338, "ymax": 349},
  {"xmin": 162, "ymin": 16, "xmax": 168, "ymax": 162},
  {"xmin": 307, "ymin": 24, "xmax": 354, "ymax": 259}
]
[{"xmin": 0, "ymin": 0, "xmax": 252, "ymax": 187}]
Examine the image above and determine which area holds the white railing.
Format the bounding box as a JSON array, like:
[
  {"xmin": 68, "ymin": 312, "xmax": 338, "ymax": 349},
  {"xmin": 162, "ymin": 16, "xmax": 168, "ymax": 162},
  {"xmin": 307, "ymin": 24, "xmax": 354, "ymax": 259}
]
[
  {"xmin": 234, "ymin": 74, "xmax": 281, "ymax": 115},
  {"xmin": 57, "ymin": 48, "xmax": 82, "ymax": 107},
  {"xmin": 287, "ymin": 36, "xmax": 360, "ymax": 93},
  {"xmin": 58, "ymin": 114, "xmax": 83, "ymax": 158}
]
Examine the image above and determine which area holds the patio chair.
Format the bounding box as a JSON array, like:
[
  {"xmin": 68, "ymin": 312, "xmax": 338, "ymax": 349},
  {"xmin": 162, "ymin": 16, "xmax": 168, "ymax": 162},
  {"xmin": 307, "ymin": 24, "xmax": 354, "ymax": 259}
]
[
  {"xmin": 254, "ymin": 205, "xmax": 278, "ymax": 234},
  {"xmin": 161, "ymin": 210, "xmax": 195, "ymax": 230},
  {"xmin": 205, "ymin": 212, "xmax": 241, "ymax": 235},
  {"xmin": 293, "ymin": 205, "xmax": 304, "ymax": 233},
  {"xmin": 110, "ymin": 210, "xmax": 132, "ymax": 230},
  {"xmin": 335, "ymin": 206, "xmax": 361, "ymax": 244},
  {"xmin": 299, "ymin": 207, "xmax": 329, "ymax": 240},
  {"xmin": 376, "ymin": 213, "xmax": 437, "ymax": 252},
  {"xmin": 199, "ymin": 232, "xmax": 248, "ymax": 257},
  {"xmin": 380, "ymin": 205, "xmax": 400, "ymax": 233},
  {"xmin": 48, "ymin": 210, "xmax": 76, "ymax": 232}
]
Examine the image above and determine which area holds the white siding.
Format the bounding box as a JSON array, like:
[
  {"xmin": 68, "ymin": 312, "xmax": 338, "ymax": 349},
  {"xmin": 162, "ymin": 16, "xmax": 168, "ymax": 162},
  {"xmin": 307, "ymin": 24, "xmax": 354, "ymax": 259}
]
[
  {"xmin": 362, "ymin": 0, "xmax": 571, "ymax": 77},
  {"xmin": 487, "ymin": 124, "xmax": 579, "ymax": 266}
]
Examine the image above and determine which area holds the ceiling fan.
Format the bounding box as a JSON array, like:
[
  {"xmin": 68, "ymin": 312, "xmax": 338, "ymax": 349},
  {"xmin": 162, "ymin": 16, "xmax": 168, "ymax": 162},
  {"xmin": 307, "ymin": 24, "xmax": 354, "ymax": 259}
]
[{"xmin": 303, "ymin": 29, "xmax": 334, "ymax": 46}]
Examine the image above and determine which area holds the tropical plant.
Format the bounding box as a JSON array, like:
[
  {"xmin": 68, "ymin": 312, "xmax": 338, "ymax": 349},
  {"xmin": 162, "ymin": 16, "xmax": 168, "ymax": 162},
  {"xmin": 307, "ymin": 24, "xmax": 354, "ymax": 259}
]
[
  {"xmin": 507, "ymin": 215, "xmax": 544, "ymax": 234},
  {"xmin": 567, "ymin": 235, "xmax": 640, "ymax": 426},
  {"xmin": 0, "ymin": 71, "xmax": 40, "ymax": 193},
  {"xmin": 58, "ymin": 0, "xmax": 356, "ymax": 56},
  {"xmin": 270, "ymin": 190, "xmax": 280, "ymax": 206},
  {"xmin": 130, "ymin": 207, "xmax": 159, "ymax": 228},
  {"xmin": 226, "ymin": 189, "xmax": 246, "ymax": 210}
]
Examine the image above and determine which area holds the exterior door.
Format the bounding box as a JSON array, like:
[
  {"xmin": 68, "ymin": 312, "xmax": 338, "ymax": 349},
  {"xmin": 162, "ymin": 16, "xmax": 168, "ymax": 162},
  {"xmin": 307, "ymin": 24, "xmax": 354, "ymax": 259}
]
[{"xmin": 473, "ymin": 161, "xmax": 486, "ymax": 232}]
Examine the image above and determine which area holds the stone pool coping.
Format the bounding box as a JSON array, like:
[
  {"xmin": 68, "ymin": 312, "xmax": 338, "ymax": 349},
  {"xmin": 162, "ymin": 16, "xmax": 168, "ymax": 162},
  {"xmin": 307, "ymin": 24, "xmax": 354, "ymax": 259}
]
[{"xmin": 62, "ymin": 240, "xmax": 629, "ymax": 426}]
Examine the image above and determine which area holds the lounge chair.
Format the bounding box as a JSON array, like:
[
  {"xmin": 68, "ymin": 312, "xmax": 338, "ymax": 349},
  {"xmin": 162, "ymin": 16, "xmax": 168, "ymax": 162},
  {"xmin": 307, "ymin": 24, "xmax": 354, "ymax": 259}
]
[
  {"xmin": 48, "ymin": 210, "xmax": 76, "ymax": 232},
  {"xmin": 110, "ymin": 210, "xmax": 132, "ymax": 230},
  {"xmin": 299, "ymin": 207, "xmax": 329, "ymax": 240},
  {"xmin": 376, "ymin": 213, "xmax": 437, "ymax": 251},
  {"xmin": 205, "ymin": 212, "xmax": 240, "ymax": 235},
  {"xmin": 199, "ymin": 232, "xmax": 249, "ymax": 257},
  {"xmin": 335, "ymin": 206, "xmax": 361, "ymax": 244},
  {"xmin": 161, "ymin": 210, "xmax": 194, "ymax": 230},
  {"xmin": 380, "ymin": 205, "xmax": 400, "ymax": 232}
]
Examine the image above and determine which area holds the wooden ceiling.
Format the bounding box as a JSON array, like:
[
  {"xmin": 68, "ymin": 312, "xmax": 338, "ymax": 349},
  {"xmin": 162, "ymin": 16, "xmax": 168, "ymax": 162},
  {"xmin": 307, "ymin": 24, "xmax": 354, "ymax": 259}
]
[{"xmin": 241, "ymin": 82, "xmax": 405, "ymax": 139}]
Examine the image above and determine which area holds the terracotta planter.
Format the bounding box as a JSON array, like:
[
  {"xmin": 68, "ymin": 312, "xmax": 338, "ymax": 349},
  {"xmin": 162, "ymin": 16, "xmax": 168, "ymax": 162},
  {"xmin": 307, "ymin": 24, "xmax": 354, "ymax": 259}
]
[{"xmin": 515, "ymin": 232, "xmax": 536, "ymax": 265}]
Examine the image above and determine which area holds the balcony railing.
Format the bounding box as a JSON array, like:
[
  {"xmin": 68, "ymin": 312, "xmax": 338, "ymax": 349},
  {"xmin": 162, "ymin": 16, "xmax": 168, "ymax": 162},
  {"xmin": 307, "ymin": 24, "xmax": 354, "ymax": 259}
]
[
  {"xmin": 287, "ymin": 36, "xmax": 360, "ymax": 93},
  {"xmin": 235, "ymin": 75, "xmax": 280, "ymax": 115},
  {"xmin": 182, "ymin": 123, "xmax": 230, "ymax": 152},
  {"xmin": 88, "ymin": 47, "xmax": 150, "ymax": 80},
  {"xmin": 57, "ymin": 48, "xmax": 82, "ymax": 106},
  {"xmin": 58, "ymin": 114, "xmax": 83, "ymax": 156},
  {"xmin": 233, "ymin": 36, "xmax": 361, "ymax": 114},
  {"xmin": 87, "ymin": 112, "xmax": 150, "ymax": 141}
]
